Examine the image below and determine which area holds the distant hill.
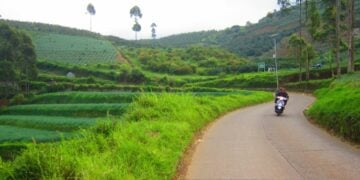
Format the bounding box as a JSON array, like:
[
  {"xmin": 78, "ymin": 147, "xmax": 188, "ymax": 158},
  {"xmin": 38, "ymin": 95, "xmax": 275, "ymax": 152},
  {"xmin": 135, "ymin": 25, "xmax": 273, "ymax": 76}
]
[
  {"xmin": 3, "ymin": 0, "xmax": 359, "ymax": 62},
  {"xmin": 141, "ymin": 1, "xmax": 360, "ymax": 57}
]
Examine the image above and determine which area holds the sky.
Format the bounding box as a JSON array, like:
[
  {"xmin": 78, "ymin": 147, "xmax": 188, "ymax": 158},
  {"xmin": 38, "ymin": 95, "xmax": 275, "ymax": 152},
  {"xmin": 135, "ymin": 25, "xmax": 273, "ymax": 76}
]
[{"xmin": 0, "ymin": 0, "xmax": 279, "ymax": 40}]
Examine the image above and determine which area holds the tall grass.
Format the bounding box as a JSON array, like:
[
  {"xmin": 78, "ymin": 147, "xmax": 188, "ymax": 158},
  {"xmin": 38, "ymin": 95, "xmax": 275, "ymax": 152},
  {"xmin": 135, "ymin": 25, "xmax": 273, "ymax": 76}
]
[
  {"xmin": 307, "ymin": 73, "xmax": 360, "ymax": 142},
  {"xmin": 1, "ymin": 92, "xmax": 272, "ymax": 179}
]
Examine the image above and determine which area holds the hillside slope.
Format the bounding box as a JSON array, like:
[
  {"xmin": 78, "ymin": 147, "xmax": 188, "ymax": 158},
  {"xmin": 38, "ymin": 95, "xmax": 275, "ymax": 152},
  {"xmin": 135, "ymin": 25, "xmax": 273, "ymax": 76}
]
[
  {"xmin": 143, "ymin": 1, "xmax": 360, "ymax": 57},
  {"xmin": 3, "ymin": 20, "xmax": 120, "ymax": 65}
]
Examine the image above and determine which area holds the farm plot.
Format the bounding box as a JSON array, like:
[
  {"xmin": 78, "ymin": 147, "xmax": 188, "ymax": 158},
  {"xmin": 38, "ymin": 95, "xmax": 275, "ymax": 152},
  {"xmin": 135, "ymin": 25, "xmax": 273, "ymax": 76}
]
[
  {"xmin": 32, "ymin": 32, "xmax": 118, "ymax": 65},
  {"xmin": 0, "ymin": 125, "xmax": 74, "ymax": 143},
  {"xmin": 27, "ymin": 91, "xmax": 139, "ymax": 104},
  {"xmin": 0, "ymin": 91, "xmax": 136, "ymax": 143},
  {"xmin": 0, "ymin": 91, "xmax": 247, "ymax": 143},
  {"xmin": 1, "ymin": 103, "xmax": 128, "ymax": 117},
  {"xmin": 0, "ymin": 115, "xmax": 96, "ymax": 131}
]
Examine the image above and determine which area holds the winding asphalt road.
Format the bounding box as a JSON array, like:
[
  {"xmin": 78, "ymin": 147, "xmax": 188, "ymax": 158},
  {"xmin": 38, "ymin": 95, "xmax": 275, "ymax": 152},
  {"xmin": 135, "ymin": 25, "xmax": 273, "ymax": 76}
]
[{"xmin": 186, "ymin": 93, "xmax": 360, "ymax": 179}]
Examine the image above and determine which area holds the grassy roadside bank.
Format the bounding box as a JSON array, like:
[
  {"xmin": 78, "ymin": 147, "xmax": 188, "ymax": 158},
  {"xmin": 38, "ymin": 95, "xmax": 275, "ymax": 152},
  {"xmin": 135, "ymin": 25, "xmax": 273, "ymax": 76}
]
[
  {"xmin": 0, "ymin": 91, "xmax": 272, "ymax": 179},
  {"xmin": 307, "ymin": 73, "xmax": 360, "ymax": 143}
]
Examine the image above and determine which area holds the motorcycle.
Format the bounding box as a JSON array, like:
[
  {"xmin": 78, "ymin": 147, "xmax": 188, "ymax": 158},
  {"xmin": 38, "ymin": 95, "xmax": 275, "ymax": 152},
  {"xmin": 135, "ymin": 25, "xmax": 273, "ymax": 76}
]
[{"xmin": 275, "ymin": 96, "xmax": 287, "ymax": 116}]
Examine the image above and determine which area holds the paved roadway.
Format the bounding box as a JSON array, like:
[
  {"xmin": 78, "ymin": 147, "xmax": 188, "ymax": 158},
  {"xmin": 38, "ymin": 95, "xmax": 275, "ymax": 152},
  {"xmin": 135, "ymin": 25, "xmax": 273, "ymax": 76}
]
[{"xmin": 186, "ymin": 93, "xmax": 360, "ymax": 179}]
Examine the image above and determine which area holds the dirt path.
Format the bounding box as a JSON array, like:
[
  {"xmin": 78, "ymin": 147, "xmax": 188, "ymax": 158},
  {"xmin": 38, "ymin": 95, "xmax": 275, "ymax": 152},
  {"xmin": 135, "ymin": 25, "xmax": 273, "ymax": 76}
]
[{"xmin": 185, "ymin": 93, "xmax": 360, "ymax": 179}]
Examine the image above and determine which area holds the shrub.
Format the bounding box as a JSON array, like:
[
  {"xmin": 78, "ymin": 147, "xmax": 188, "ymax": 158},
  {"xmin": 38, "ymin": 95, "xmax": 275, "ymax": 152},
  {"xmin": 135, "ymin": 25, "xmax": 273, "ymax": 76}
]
[{"xmin": 9, "ymin": 94, "xmax": 27, "ymax": 105}]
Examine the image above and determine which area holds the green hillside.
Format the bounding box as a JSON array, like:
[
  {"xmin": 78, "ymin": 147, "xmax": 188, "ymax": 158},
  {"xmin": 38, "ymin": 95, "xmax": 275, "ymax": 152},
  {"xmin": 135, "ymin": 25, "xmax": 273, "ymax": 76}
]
[
  {"xmin": 124, "ymin": 46, "xmax": 248, "ymax": 76},
  {"xmin": 3, "ymin": 20, "xmax": 119, "ymax": 65},
  {"xmin": 143, "ymin": 1, "xmax": 360, "ymax": 57}
]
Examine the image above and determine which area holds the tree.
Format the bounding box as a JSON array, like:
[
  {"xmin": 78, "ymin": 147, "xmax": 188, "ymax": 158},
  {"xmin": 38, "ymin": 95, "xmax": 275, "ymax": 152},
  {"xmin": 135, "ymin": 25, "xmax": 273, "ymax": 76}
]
[
  {"xmin": 289, "ymin": 34, "xmax": 306, "ymax": 81},
  {"xmin": 335, "ymin": 0, "xmax": 341, "ymax": 77},
  {"xmin": 87, "ymin": 3, "xmax": 96, "ymax": 31},
  {"xmin": 307, "ymin": 0, "xmax": 321, "ymax": 38},
  {"xmin": 304, "ymin": 43, "xmax": 316, "ymax": 81},
  {"xmin": 130, "ymin": 6, "xmax": 142, "ymax": 40},
  {"xmin": 347, "ymin": 0, "xmax": 355, "ymax": 72},
  {"xmin": 18, "ymin": 33, "xmax": 38, "ymax": 94},
  {"xmin": 0, "ymin": 22, "xmax": 38, "ymax": 98},
  {"xmin": 132, "ymin": 22, "xmax": 141, "ymax": 40},
  {"xmin": 151, "ymin": 23, "xmax": 157, "ymax": 39},
  {"xmin": 278, "ymin": 0, "xmax": 307, "ymax": 81},
  {"xmin": 297, "ymin": 0, "xmax": 304, "ymax": 80},
  {"xmin": 320, "ymin": 0, "xmax": 338, "ymax": 77},
  {"xmin": 0, "ymin": 61, "xmax": 18, "ymax": 98},
  {"xmin": 277, "ymin": 0, "xmax": 291, "ymax": 10},
  {"xmin": 320, "ymin": 0, "xmax": 343, "ymax": 77}
]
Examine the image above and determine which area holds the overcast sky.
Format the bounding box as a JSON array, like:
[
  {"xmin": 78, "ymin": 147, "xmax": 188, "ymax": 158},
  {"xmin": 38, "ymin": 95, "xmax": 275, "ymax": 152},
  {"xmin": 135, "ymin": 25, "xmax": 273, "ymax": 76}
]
[{"xmin": 0, "ymin": 0, "xmax": 279, "ymax": 40}]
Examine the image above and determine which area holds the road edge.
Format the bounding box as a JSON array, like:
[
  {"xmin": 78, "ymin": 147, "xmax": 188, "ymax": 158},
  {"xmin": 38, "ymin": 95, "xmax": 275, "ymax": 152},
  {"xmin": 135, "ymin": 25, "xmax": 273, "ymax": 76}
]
[{"xmin": 173, "ymin": 101, "xmax": 272, "ymax": 180}]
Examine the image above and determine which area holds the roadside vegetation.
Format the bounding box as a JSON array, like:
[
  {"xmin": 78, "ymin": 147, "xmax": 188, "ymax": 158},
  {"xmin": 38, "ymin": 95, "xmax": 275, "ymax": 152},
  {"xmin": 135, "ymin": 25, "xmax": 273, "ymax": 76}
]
[
  {"xmin": 0, "ymin": 91, "xmax": 272, "ymax": 179},
  {"xmin": 307, "ymin": 72, "xmax": 360, "ymax": 142}
]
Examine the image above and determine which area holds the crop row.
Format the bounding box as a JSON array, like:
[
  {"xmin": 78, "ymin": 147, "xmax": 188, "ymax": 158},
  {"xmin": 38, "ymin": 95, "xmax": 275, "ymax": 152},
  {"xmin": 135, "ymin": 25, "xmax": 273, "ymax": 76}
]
[
  {"xmin": 0, "ymin": 115, "xmax": 96, "ymax": 131},
  {"xmin": 27, "ymin": 92, "xmax": 139, "ymax": 104},
  {"xmin": 37, "ymin": 50, "xmax": 117, "ymax": 65},
  {"xmin": 0, "ymin": 125, "xmax": 74, "ymax": 143},
  {"xmin": 1, "ymin": 103, "xmax": 129, "ymax": 117}
]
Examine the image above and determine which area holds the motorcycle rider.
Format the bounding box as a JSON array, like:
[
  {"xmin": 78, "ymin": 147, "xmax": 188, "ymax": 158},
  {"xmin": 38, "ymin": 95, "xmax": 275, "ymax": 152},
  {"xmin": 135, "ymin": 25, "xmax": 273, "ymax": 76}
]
[{"xmin": 275, "ymin": 87, "xmax": 289, "ymax": 105}]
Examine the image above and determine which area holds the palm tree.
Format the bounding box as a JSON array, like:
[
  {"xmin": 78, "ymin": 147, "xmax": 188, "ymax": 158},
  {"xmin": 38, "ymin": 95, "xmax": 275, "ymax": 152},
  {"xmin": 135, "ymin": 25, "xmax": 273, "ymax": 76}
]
[
  {"xmin": 87, "ymin": 3, "xmax": 96, "ymax": 31},
  {"xmin": 151, "ymin": 23, "xmax": 157, "ymax": 39},
  {"xmin": 130, "ymin": 6, "xmax": 142, "ymax": 40},
  {"xmin": 132, "ymin": 22, "xmax": 141, "ymax": 40}
]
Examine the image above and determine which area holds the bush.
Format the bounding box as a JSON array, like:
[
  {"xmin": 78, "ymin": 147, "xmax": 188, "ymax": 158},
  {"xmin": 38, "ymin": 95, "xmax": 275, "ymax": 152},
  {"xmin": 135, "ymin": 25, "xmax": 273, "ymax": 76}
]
[{"xmin": 10, "ymin": 94, "xmax": 27, "ymax": 105}]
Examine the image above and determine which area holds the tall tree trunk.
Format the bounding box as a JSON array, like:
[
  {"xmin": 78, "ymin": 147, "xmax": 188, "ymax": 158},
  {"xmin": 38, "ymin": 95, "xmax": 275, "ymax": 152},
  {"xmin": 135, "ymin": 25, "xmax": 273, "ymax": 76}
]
[
  {"xmin": 299, "ymin": 52, "xmax": 303, "ymax": 82},
  {"xmin": 306, "ymin": 49, "xmax": 310, "ymax": 81},
  {"xmin": 299, "ymin": 0, "xmax": 303, "ymax": 82},
  {"xmin": 89, "ymin": 15, "xmax": 92, "ymax": 31},
  {"xmin": 331, "ymin": 51, "xmax": 335, "ymax": 77},
  {"xmin": 305, "ymin": 48, "xmax": 309, "ymax": 92},
  {"xmin": 305, "ymin": 0, "xmax": 308, "ymax": 22},
  {"xmin": 348, "ymin": 0, "xmax": 355, "ymax": 72},
  {"xmin": 25, "ymin": 63, "xmax": 28, "ymax": 95},
  {"xmin": 335, "ymin": 0, "xmax": 341, "ymax": 77}
]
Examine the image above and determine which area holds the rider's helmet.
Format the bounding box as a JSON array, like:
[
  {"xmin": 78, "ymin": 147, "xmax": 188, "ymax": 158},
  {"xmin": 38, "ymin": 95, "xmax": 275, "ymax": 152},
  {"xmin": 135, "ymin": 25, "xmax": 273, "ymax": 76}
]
[{"xmin": 279, "ymin": 87, "xmax": 286, "ymax": 93}]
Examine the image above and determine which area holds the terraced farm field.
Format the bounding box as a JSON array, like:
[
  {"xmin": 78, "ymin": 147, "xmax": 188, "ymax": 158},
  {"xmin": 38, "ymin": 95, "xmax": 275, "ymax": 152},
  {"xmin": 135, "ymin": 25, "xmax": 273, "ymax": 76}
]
[
  {"xmin": 0, "ymin": 92, "xmax": 136, "ymax": 143},
  {"xmin": 0, "ymin": 91, "xmax": 247, "ymax": 144},
  {"xmin": 31, "ymin": 32, "xmax": 118, "ymax": 65}
]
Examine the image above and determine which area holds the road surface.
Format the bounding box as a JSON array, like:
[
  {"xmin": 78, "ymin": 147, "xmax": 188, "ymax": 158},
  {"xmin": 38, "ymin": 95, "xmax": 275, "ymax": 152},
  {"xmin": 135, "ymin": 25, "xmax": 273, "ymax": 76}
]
[{"xmin": 186, "ymin": 93, "xmax": 360, "ymax": 179}]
